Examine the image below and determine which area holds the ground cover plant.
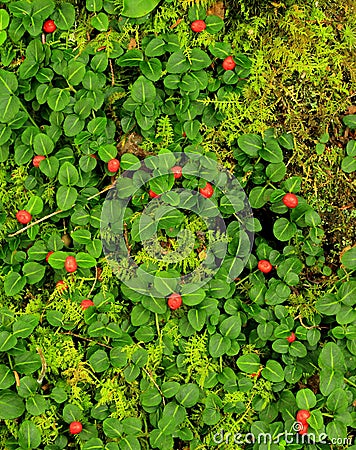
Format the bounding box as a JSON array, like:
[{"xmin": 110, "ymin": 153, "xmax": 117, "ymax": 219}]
[{"xmin": 0, "ymin": 0, "xmax": 355, "ymax": 449}]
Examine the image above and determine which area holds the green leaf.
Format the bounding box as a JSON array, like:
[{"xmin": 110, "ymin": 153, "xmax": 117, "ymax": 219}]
[
  {"xmin": 63, "ymin": 403, "xmax": 83, "ymax": 422},
  {"xmin": 76, "ymin": 252, "xmax": 96, "ymax": 268},
  {"xmin": 238, "ymin": 134, "xmax": 262, "ymax": 157},
  {"xmin": 140, "ymin": 58, "xmax": 162, "ymax": 82},
  {"xmin": 181, "ymin": 287, "xmax": 206, "ymax": 306},
  {"xmin": 23, "ymin": 262, "xmax": 45, "ymax": 284},
  {"xmin": 166, "ymin": 51, "xmax": 190, "ymax": 74},
  {"xmin": 58, "ymin": 161, "xmax": 79, "ymax": 186},
  {"xmin": 260, "ymin": 139, "xmax": 284, "ymax": 163},
  {"xmin": 4, "ymin": 272, "xmax": 26, "ymax": 296},
  {"xmin": 236, "ymin": 354, "xmax": 260, "ymax": 373},
  {"xmin": 91, "ymin": 12, "xmax": 109, "ymax": 31},
  {"xmin": 326, "ymin": 388, "xmax": 348, "ymax": 412},
  {"xmin": 266, "ymin": 162, "xmax": 287, "ymax": 182},
  {"xmin": 318, "ymin": 342, "xmax": 345, "ymax": 371},
  {"xmin": 63, "ymin": 114, "xmax": 85, "ymax": 137},
  {"xmin": 319, "ymin": 369, "xmax": 344, "ymax": 396},
  {"xmin": 0, "ymin": 365, "xmax": 15, "ymax": 389},
  {"xmin": 342, "ymin": 114, "xmax": 356, "ymax": 129},
  {"xmin": 13, "ymin": 315, "xmax": 39, "ymax": 338},
  {"xmin": 296, "ymin": 388, "xmax": 316, "ymax": 410},
  {"xmin": 33, "ymin": 133, "xmax": 54, "ymax": 155},
  {"xmin": 14, "ymin": 351, "xmax": 42, "ymax": 375},
  {"xmin": 0, "ymin": 332, "xmax": 17, "ymax": 352},
  {"xmin": 86, "ymin": 0, "xmax": 103, "ymax": 12},
  {"xmin": 145, "ymin": 38, "xmax": 166, "ymax": 57},
  {"xmin": 26, "ymin": 394, "xmax": 47, "ymax": 416},
  {"xmin": 54, "ymin": 2, "xmax": 75, "ymax": 30},
  {"xmin": 176, "ymin": 384, "xmax": 200, "ymax": 408},
  {"xmin": 103, "ymin": 418, "xmax": 123, "ymax": 438},
  {"xmin": 117, "ymin": 49, "xmax": 143, "ymax": 67},
  {"xmin": 39, "ymin": 156, "xmax": 59, "ymax": 178},
  {"xmin": 0, "ymin": 10, "xmax": 10, "ymax": 30},
  {"xmin": 205, "ymin": 15, "xmax": 224, "ymax": 33},
  {"xmin": 56, "ymin": 186, "xmax": 78, "ymax": 210},
  {"xmin": 219, "ymin": 315, "xmax": 241, "ymax": 339},
  {"xmin": 341, "ymin": 155, "xmax": 356, "ymax": 173},
  {"xmin": 341, "ymin": 247, "xmax": 356, "ymax": 270},
  {"xmin": 47, "ymin": 88, "xmax": 71, "ymax": 111},
  {"xmin": 249, "ymin": 186, "xmax": 268, "ymax": 208},
  {"xmin": 190, "ymin": 48, "xmax": 211, "ymax": 71},
  {"xmin": 122, "ymin": 0, "xmax": 160, "ymax": 18},
  {"xmin": 273, "ymin": 218, "xmax": 297, "ymax": 241},
  {"xmin": 66, "ymin": 60, "xmax": 86, "ymax": 86},
  {"xmin": 25, "ymin": 196, "xmax": 43, "ymax": 215},
  {"xmin": 262, "ymin": 360, "xmax": 284, "ymax": 383},
  {"xmin": 208, "ymin": 333, "xmax": 231, "ymax": 358},
  {"xmin": 131, "ymin": 76, "xmax": 156, "ymax": 104},
  {"xmin": 89, "ymin": 350, "xmax": 110, "ymax": 372},
  {"xmin": 0, "ymin": 391, "xmax": 25, "ymax": 419},
  {"xmin": 187, "ymin": 308, "xmax": 206, "ymax": 331}
]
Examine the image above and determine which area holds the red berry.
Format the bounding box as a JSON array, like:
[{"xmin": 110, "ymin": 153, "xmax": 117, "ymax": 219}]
[
  {"xmin": 172, "ymin": 166, "xmax": 182, "ymax": 179},
  {"xmin": 251, "ymin": 371, "xmax": 261, "ymax": 378},
  {"xmin": 296, "ymin": 409, "xmax": 311, "ymax": 424},
  {"xmin": 43, "ymin": 19, "xmax": 56, "ymax": 33},
  {"xmin": 298, "ymin": 422, "xmax": 308, "ymax": 435},
  {"xmin": 64, "ymin": 256, "xmax": 77, "ymax": 273},
  {"xmin": 168, "ymin": 293, "xmax": 182, "ymax": 310},
  {"xmin": 283, "ymin": 193, "xmax": 298, "ymax": 208},
  {"xmin": 46, "ymin": 251, "xmax": 54, "ymax": 262},
  {"xmin": 287, "ymin": 331, "xmax": 296, "ymax": 343},
  {"xmin": 257, "ymin": 260, "xmax": 273, "ymax": 274},
  {"xmin": 222, "ymin": 56, "xmax": 236, "ymax": 71},
  {"xmin": 56, "ymin": 280, "xmax": 67, "ymax": 290},
  {"xmin": 69, "ymin": 421, "xmax": 82, "ymax": 435},
  {"xmin": 190, "ymin": 20, "xmax": 206, "ymax": 33},
  {"xmin": 149, "ymin": 189, "xmax": 160, "ymax": 198},
  {"xmin": 33, "ymin": 155, "xmax": 46, "ymax": 167},
  {"xmin": 108, "ymin": 158, "xmax": 120, "ymax": 173},
  {"xmin": 199, "ymin": 182, "xmax": 214, "ymax": 198},
  {"xmin": 81, "ymin": 299, "xmax": 94, "ymax": 310},
  {"xmin": 16, "ymin": 210, "xmax": 32, "ymax": 225}
]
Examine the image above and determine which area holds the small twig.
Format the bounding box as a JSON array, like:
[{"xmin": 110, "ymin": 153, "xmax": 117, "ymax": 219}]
[
  {"xmin": 109, "ymin": 59, "xmax": 115, "ymax": 86},
  {"xmin": 13, "ymin": 370, "xmax": 21, "ymax": 387},
  {"xmin": 37, "ymin": 347, "xmax": 47, "ymax": 384},
  {"xmin": 170, "ymin": 18, "xmax": 183, "ymax": 29},
  {"xmin": 8, "ymin": 182, "xmax": 116, "ymax": 238},
  {"xmin": 88, "ymin": 267, "xmax": 98, "ymax": 297},
  {"xmin": 8, "ymin": 209, "xmax": 64, "ymax": 237},
  {"xmin": 142, "ymin": 367, "xmax": 166, "ymax": 406},
  {"xmin": 296, "ymin": 315, "xmax": 318, "ymax": 330},
  {"xmin": 60, "ymin": 331, "xmax": 112, "ymax": 349}
]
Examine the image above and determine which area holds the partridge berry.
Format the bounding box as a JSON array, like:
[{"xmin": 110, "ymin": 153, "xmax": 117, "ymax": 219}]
[
  {"xmin": 16, "ymin": 210, "xmax": 32, "ymax": 224},
  {"xmin": 149, "ymin": 189, "xmax": 160, "ymax": 198},
  {"xmin": 69, "ymin": 421, "xmax": 82, "ymax": 435},
  {"xmin": 81, "ymin": 299, "xmax": 94, "ymax": 310},
  {"xmin": 222, "ymin": 56, "xmax": 236, "ymax": 71},
  {"xmin": 283, "ymin": 193, "xmax": 298, "ymax": 208},
  {"xmin": 43, "ymin": 19, "xmax": 56, "ymax": 33},
  {"xmin": 64, "ymin": 256, "xmax": 77, "ymax": 273},
  {"xmin": 191, "ymin": 20, "xmax": 206, "ymax": 32},
  {"xmin": 199, "ymin": 182, "xmax": 214, "ymax": 198},
  {"xmin": 172, "ymin": 166, "xmax": 183, "ymax": 179},
  {"xmin": 287, "ymin": 332, "xmax": 296, "ymax": 343},
  {"xmin": 257, "ymin": 260, "xmax": 273, "ymax": 274},
  {"xmin": 108, "ymin": 158, "xmax": 120, "ymax": 173},
  {"xmin": 33, "ymin": 155, "xmax": 46, "ymax": 167},
  {"xmin": 168, "ymin": 293, "xmax": 182, "ymax": 310}
]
